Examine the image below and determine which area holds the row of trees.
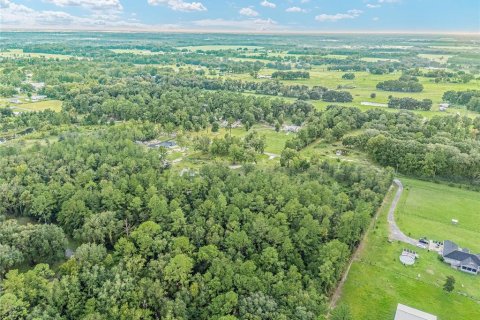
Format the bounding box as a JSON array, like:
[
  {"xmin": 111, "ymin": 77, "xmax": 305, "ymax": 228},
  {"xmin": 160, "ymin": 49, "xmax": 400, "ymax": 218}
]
[
  {"xmin": 343, "ymin": 112, "xmax": 480, "ymax": 182},
  {"xmin": 388, "ymin": 97, "xmax": 432, "ymax": 111},
  {"xmin": 376, "ymin": 79, "xmax": 424, "ymax": 92},
  {"xmin": 271, "ymin": 71, "xmax": 310, "ymax": 80}
]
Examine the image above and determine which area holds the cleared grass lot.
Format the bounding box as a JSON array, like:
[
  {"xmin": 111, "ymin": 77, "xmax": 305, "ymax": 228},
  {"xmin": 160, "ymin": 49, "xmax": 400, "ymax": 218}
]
[
  {"xmin": 9, "ymin": 100, "xmax": 63, "ymax": 112},
  {"xmin": 396, "ymin": 178, "xmax": 480, "ymax": 252},
  {"xmin": 0, "ymin": 49, "xmax": 73, "ymax": 59},
  {"xmin": 189, "ymin": 124, "xmax": 292, "ymax": 154},
  {"xmin": 418, "ymin": 53, "xmax": 453, "ymax": 63},
  {"xmin": 339, "ymin": 181, "xmax": 480, "ymax": 320}
]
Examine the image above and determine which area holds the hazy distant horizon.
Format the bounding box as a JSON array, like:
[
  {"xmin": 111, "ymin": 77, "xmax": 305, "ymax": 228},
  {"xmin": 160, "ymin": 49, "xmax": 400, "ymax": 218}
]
[{"xmin": 1, "ymin": 28, "xmax": 479, "ymax": 36}]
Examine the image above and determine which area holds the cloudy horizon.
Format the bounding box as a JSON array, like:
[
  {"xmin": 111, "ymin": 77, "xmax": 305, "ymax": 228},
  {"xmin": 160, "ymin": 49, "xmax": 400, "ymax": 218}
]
[{"xmin": 1, "ymin": 0, "xmax": 479, "ymax": 34}]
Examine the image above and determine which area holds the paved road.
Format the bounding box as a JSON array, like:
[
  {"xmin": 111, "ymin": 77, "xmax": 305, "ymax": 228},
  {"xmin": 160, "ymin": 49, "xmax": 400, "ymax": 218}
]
[{"xmin": 388, "ymin": 179, "xmax": 418, "ymax": 246}]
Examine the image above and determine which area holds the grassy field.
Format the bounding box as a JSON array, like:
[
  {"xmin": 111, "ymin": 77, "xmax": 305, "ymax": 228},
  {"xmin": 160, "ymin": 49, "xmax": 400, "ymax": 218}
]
[
  {"xmin": 418, "ymin": 54, "xmax": 453, "ymax": 63},
  {"xmin": 339, "ymin": 181, "xmax": 480, "ymax": 319},
  {"xmin": 219, "ymin": 65, "xmax": 480, "ymax": 118},
  {"xmin": 187, "ymin": 124, "xmax": 292, "ymax": 154},
  {"xmin": 396, "ymin": 178, "xmax": 480, "ymax": 252},
  {"xmin": 0, "ymin": 49, "xmax": 72, "ymax": 59},
  {"xmin": 9, "ymin": 100, "xmax": 63, "ymax": 112}
]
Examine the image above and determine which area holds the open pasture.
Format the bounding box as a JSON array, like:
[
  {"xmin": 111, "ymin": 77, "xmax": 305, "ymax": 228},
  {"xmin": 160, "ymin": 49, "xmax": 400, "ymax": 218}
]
[
  {"xmin": 396, "ymin": 178, "xmax": 480, "ymax": 252},
  {"xmin": 0, "ymin": 49, "xmax": 73, "ymax": 60},
  {"xmin": 339, "ymin": 182, "xmax": 480, "ymax": 320}
]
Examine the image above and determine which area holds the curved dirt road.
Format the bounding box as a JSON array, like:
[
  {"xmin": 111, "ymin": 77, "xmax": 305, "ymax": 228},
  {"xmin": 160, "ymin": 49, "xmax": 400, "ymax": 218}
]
[{"xmin": 388, "ymin": 179, "xmax": 417, "ymax": 245}]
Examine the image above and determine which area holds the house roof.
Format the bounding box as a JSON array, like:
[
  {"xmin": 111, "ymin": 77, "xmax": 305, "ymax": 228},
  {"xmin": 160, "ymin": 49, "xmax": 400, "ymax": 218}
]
[
  {"xmin": 394, "ymin": 304, "xmax": 437, "ymax": 320},
  {"xmin": 443, "ymin": 240, "xmax": 458, "ymax": 256},
  {"xmin": 443, "ymin": 240, "xmax": 480, "ymax": 268},
  {"xmin": 461, "ymin": 256, "xmax": 480, "ymax": 268}
]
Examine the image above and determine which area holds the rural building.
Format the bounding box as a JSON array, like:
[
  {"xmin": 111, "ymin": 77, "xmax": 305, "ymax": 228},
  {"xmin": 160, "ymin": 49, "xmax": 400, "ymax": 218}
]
[
  {"xmin": 31, "ymin": 95, "xmax": 47, "ymax": 101},
  {"xmin": 283, "ymin": 125, "xmax": 301, "ymax": 133},
  {"xmin": 9, "ymin": 98, "xmax": 21, "ymax": 104},
  {"xmin": 30, "ymin": 82, "xmax": 45, "ymax": 90},
  {"xmin": 439, "ymin": 103, "xmax": 449, "ymax": 112},
  {"xmin": 442, "ymin": 240, "xmax": 480, "ymax": 275},
  {"xmin": 394, "ymin": 304, "xmax": 437, "ymax": 320}
]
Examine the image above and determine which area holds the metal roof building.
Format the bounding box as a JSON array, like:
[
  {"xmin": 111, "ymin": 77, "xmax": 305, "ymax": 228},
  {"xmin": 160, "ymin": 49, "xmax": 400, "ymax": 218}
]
[{"xmin": 394, "ymin": 304, "xmax": 437, "ymax": 320}]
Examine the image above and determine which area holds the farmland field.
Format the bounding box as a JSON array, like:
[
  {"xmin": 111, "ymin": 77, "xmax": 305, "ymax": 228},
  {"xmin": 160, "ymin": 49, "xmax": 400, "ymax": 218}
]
[
  {"xmin": 339, "ymin": 181, "xmax": 480, "ymax": 320},
  {"xmin": 0, "ymin": 49, "xmax": 72, "ymax": 59}
]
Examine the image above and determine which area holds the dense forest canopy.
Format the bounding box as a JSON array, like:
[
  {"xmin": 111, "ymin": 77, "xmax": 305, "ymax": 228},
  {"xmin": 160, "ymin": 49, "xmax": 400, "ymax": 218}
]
[{"xmin": 0, "ymin": 123, "xmax": 393, "ymax": 319}]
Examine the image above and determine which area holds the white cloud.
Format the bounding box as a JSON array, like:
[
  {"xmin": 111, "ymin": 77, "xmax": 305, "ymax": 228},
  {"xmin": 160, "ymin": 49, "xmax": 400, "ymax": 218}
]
[
  {"xmin": 193, "ymin": 18, "xmax": 277, "ymax": 31},
  {"xmin": 315, "ymin": 9, "xmax": 362, "ymax": 22},
  {"xmin": 372, "ymin": 17, "xmax": 380, "ymax": 21},
  {"xmin": 260, "ymin": 0, "xmax": 276, "ymax": 9},
  {"xmin": 147, "ymin": 0, "xmax": 207, "ymax": 12},
  {"xmin": 239, "ymin": 7, "xmax": 259, "ymax": 17},
  {"xmin": 366, "ymin": 4, "xmax": 381, "ymax": 9},
  {"xmin": 1, "ymin": 0, "xmax": 162, "ymax": 30},
  {"xmin": 44, "ymin": 0, "xmax": 122, "ymax": 11},
  {"xmin": 286, "ymin": 7, "xmax": 306, "ymax": 13}
]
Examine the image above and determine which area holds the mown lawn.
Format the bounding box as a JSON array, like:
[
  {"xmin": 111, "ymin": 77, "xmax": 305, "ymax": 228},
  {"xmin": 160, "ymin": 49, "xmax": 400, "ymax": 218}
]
[
  {"xmin": 339, "ymin": 181, "xmax": 480, "ymax": 319},
  {"xmin": 396, "ymin": 178, "xmax": 480, "ymax": 252}
]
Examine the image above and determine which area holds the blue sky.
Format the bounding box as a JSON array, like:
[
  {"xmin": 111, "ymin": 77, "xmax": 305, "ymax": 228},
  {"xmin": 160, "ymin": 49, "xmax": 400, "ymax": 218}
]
[{"xmin": 1, "ymin": 0, "xmax": 479, "ymax": 33}]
